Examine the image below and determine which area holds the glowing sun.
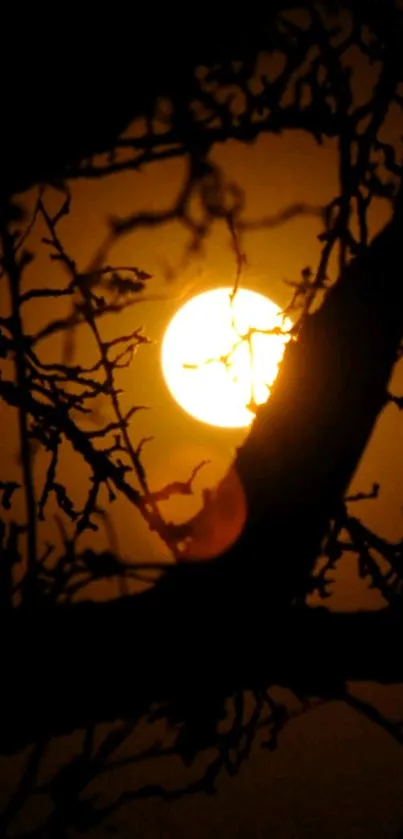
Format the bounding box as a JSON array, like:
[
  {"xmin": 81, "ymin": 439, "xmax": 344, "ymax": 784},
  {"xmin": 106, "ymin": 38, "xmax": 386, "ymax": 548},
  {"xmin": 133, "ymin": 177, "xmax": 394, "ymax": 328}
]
[{"xmin": 161, "ymin": 287, "xmax": 292, "ymax": 428}]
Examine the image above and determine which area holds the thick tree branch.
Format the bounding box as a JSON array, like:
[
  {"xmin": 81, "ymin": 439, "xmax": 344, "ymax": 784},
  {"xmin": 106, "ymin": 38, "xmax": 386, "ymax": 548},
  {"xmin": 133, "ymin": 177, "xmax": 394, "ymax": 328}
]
[{"xmin": 1, "ymin": 598, "xmax": 401, "ymax": 755}]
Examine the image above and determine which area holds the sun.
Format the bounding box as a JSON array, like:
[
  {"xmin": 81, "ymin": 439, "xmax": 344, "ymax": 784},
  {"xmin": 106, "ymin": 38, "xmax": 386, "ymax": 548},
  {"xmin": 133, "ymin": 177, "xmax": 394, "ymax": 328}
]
[{"xmin": 161, "ymin": 287, "xmax": 292, "ymax": 429}]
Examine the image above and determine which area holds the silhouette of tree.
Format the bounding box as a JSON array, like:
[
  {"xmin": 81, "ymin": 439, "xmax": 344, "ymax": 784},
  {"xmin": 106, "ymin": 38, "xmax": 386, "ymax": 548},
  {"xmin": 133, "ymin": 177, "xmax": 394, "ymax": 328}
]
[{"xmin": 1, "ymin": 2, "xmax": 403, "ymax": 834}]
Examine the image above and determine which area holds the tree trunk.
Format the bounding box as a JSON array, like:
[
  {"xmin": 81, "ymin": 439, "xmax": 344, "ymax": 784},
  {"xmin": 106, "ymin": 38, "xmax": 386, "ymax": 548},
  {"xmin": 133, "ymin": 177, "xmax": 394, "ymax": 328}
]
[{"xmin": 165, "ymin": 190, "xmax": 403, "ymax": 606}]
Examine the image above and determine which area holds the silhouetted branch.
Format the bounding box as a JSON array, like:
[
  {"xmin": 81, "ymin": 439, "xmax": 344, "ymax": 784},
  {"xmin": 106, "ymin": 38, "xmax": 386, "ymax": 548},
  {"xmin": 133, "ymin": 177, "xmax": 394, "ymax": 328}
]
[
  {"xmin": 1, "ymin": 6, "xmax": 403, "ymax": 833},
  {"xmin": 1, "ymin": 601, "xmax": 402, "ymax": 756},
  {"xmin": 343, "ymin": 690, "xmax": 403, "ymax": 747},
  {"xmin": 1, "ymin": 210, "xmax": 38, "ymax": 599},
  {"xmin": 0, "ymin": 739, "xmax": 48, "ymax": 836}
]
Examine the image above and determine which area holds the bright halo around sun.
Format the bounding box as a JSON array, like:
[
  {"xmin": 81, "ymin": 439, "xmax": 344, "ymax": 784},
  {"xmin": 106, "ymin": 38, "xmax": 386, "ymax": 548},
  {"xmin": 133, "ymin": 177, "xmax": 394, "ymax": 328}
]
[{"xmin": 161, "ymin": 287, "xmax": 292, "ymax": 429}]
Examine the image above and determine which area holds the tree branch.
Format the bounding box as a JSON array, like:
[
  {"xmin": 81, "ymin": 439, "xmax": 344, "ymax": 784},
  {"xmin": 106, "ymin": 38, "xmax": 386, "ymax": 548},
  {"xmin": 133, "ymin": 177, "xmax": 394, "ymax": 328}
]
[{"xmin": 0, "ymin": 213, "xmax": 38, "ymax": 598}]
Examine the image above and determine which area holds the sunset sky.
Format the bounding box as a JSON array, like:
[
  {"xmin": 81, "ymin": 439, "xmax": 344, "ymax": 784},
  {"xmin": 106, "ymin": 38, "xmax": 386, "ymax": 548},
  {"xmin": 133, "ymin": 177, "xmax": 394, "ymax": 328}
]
[
  {"xmin": 1, "ymin": 29, "xmax": 403, "ymax": 834},
  {"xmin": 3, "ymin": 125, "xmax": 401, "ymax": 591}
]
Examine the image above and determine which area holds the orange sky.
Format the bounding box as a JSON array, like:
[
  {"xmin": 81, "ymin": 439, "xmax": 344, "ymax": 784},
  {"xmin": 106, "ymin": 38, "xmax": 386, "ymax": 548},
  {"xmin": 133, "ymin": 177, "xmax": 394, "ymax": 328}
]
[
  {"xmin": 1, "ymin": 126, "xmax": 402, "ymax": 604},
  {"xmin": 1, "ymin": 80, "xmax": 403, "ymax": 839}
]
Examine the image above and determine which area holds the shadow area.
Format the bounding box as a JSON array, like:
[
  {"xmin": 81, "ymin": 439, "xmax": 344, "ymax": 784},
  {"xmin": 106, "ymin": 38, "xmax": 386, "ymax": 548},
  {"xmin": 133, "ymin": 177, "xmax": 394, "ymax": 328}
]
[{"xmin": 1, "ymin": 563, "xmax": 402, "ymax": 755}]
